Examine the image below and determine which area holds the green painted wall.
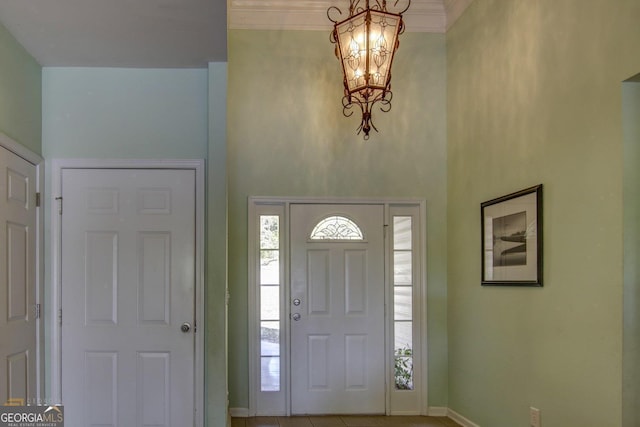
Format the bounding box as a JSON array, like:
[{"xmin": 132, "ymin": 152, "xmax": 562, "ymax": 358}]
[
  {"xmin": 228, "ymin": 29, "xmax": 448, "ymax": 410},
  {"xmin": 207, "ymin": 62, "xmax": 229, "ymax": 427},
  {"xmin": 623, "ymin": 79, "xmax": 640, "ymax": 427},
  {"xmin": 42, "ymin": 67, "xmax": 208, "ymax": 159},
  {"xmin": 0, "ymin": 21, "xmax": 41, "ymax": 154},
  {"xmin": 447, "ymin": 1, "xmax": 640, "ymax": 426}
]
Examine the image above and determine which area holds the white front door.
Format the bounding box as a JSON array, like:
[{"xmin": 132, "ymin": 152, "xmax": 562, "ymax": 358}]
[
  {"xmin": 61, "ymin": 168, "xmax": 195, "ymax": 426},
  {"xmin": 290, "ymin": 204, "xmax": 385, "ymax": 415},
  {"xmin": 0, "ymin": 147, "xmax": 37, "ymax": 405}
]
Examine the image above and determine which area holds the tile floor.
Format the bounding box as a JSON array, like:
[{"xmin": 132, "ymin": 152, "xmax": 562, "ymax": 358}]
[{"xmin": 232, "ymin": 416, "xmax": 461, "ymax": 427}]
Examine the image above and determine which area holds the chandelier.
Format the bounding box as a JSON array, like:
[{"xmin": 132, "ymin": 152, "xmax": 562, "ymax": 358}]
[{"xmin": 328, "ymin": 0, "xmax": 410, "ymax": 139}]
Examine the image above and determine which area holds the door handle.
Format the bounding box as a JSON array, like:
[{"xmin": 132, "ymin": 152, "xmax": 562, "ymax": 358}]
[
  {"xmin": 181, "ymin": 322, "xmax": 191, "ymax": 333},
  {"xmin": 292, "ymin": 313, "xmax": 301, "ymax": 321}
]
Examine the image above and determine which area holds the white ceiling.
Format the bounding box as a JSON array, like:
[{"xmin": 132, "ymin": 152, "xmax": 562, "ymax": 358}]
[
  {"xmin": 0, "ymin": 0, "xmax": 228, "ymax": 67},
  {"xmin": 0, "ymin": 0, "xmax": 472, "ymax": 68}
]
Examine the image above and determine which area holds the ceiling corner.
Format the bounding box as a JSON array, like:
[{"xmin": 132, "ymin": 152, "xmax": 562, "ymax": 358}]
[{"xmin": 444, "ymin": 0, "xmax": 474, "ymax": 30}]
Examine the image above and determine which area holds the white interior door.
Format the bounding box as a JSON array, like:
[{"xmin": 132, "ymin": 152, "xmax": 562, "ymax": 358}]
[
  {"xmin": 290, "ymin": 204, "xmax": 385, "ymax": 415},
  {"xmin": 61, "ymin": 168, "xmax": 195, "ymax": 426},
  {"xmin": 0, "ymin": 147, "xmax": 37, "ymax": 405}
]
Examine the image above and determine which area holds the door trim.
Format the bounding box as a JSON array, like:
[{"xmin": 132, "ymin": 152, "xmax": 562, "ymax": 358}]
[
  {"xmin": 50, "ymin": 159, "xmax": 205, "ymax": 426},
  {"xmin": 0, "ymin": 133, "xmax": 44, "ymax": 404},
  {"xmin": 248, "ymin": 197, "xmax": 428, "ymax": 416}
]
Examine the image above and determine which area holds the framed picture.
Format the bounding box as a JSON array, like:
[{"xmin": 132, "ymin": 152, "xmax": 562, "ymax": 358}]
[{"xmin": 481, "ymin": 184, "xmax": 543, "ymax": 286}]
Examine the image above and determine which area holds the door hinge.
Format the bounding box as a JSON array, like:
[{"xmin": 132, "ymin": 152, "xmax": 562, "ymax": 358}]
[
  {"xmin": 34, "ymin": 304, "xmax": 41, "ymax": 319},
  {"xmin": 35, "ymin": 192, "xmax": 41, "ymax": 207},
  {"xmin": 58, "ymin": 308, "xmax": 62, "ymax": 325},
  {"xmin": 55, "ymin": 196, "xmax": 63, "ymax": 215}
]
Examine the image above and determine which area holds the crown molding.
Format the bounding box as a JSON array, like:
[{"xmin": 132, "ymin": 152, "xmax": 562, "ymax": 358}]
[{"xmin": 229, "ymin": 0, "xmax": 472, "ymax": 33}]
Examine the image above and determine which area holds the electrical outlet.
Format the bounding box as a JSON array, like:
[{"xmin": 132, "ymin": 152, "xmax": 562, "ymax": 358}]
[{"xmin": 530, "ymin": 407, "xmax": 541, "ymax": 427}]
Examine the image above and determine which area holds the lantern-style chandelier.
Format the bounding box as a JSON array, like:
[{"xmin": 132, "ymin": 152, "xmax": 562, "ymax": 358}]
[{"xmin": 328, "ymin": 0, "xmax": 410, "ymax": 139}]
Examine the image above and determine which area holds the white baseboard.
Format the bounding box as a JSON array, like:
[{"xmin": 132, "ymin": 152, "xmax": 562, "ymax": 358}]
[
  {"xmin": 427, "ymin": 407, "xmax": 448, "ymax": 416},
  {"xmin": 389, "ymin": 411, "xmax": 421, "ymax": 416},
  {"xmin": 229, "ymin": 408, "xmax": 249, "ymax": 418},
  {"xmin": 448, "ymin": 408, "xmax": 481, "ymax": 427}
]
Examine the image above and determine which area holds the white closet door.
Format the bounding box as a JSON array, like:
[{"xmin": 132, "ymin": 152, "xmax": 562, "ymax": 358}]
[
  {"xmin": 0, "ymin": 146, "xmax": 37, "ymax": 406},
  {"xmin": 61, "ymin": 168, "xmax": 196, "ymax": 426}
]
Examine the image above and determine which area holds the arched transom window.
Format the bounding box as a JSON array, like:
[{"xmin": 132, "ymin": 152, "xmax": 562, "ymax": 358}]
[{"xmin": 309, "ymin": 215, "xmax": 364, "ymax": 240}]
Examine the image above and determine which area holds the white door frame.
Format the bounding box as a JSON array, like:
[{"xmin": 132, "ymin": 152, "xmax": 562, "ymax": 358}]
[
  {"xmin": 0, "ymin": 133, "xmax": 45, "ymax": 403},
  {"xmin": 50, "ymin": 159, "xmax": 205, "ymax": 426},
  {"xmin": 247, "ymin": 197, "xmax": 428, "ymax": 417}
]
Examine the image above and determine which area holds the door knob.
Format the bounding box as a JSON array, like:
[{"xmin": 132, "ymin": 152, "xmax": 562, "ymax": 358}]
[
  {"xmin": 181, "ymin": 322, "xmax": 191, "ymax": 333},
  {"xmin": 292, "ymin": 313, "xmax": 301, "ymax": 321}
]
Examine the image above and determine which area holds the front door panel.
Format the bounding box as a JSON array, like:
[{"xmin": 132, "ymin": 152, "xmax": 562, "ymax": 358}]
[{"xmin": 290, "ymin": 204, "xmax": 384, "ymax": 415}]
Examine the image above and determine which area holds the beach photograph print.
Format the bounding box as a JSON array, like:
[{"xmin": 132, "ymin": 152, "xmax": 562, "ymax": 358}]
[{"xmin": 492, "ymin": 211, "xmax": 527, "ymax": 267}]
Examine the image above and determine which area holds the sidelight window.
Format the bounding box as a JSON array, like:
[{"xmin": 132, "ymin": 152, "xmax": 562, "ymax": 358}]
[
  {"xmin": 393, "ymin": 216, "xmax": 414, "ymax": 390},
  {"xmin": 260, "ymin": 215, "xmax": 281, "ymax": 391}
]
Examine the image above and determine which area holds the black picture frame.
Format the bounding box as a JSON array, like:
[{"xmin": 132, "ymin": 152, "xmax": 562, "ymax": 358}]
[{"xmin": 481, "ymin": 184, "xmax": 543, "ymax": 286}]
